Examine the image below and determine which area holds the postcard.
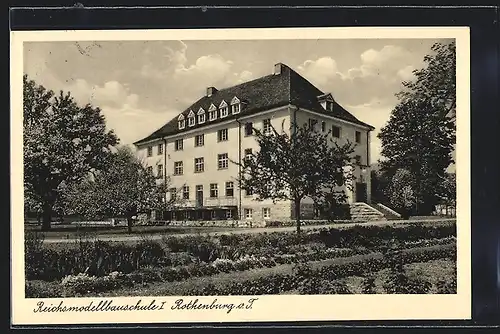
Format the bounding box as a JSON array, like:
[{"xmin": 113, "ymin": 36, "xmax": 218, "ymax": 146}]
[{"xmin": 11, "ymin": 26, "xmax": 471, "ymax": 325}]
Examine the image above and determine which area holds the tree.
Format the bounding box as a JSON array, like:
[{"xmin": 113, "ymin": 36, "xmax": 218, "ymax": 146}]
[
  {"xmin": 387, "ymin": 168, "xmax": 416, "ymax": 219},
  {"xmin": 437, "ymin": 172, "xmax": 456, "ymax": 216},
  {"xmin": 397, "ymin": 41, "xmax": 456, "ymax": 120},
  {"xmin": 236, "ymin": 121, "xmax": 355, "ymax": 233},
  {"xmin": 23, "ymin": 75, "xmax": 119, "ymax": 230},
  {"xmin": 378, "ymin": 98, "xmax": 455, "ymax": 215},
  {"xmin": 66, "ymin": 146, "xmax": 179, "ymax": 233}
]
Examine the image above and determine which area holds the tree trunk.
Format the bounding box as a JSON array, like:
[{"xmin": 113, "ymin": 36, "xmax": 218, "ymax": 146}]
[
  {"xmin": 127, "ymin": 217, "xmax": 134, "ymax": 234},
  {"xmin": 294, "ymin": 198, "xmax": 301, "ymax": 234},
  {"xmin": 41, "ymin": 203, "xmax": 53, "ymax": 231}
]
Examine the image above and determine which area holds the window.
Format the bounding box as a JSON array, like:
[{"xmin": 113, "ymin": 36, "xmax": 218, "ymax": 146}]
[
  {"xmin": 263, "ymin": 118, "xmax": 272, "ymax": 135},
  {"xmin": 244, "ymin": 208, "xmax": 253, "ymax": 219},
  {"xmin": 355, "ymin": 131, "xmax": 362, "ymax": 143},
  {"xmin": 231, "ymin": 96, "xmax": 241, "ymax": 115},
  {"xmin": 220, "ymin": 100, "xmax": 229, "ymax": 118},
  {"xmin": 332, "ymin": 125, "xmax": 341, "ymax": 138},
  {"xmin": 175, "ymin": 139, "xmax": 183, "ymax": 151},
  {"xmin": 157, "ymin": 143, "xmax": 163, "ymax": 155},
  {"xmin": 188, "ymin": 110, "xmax": 196, "ymax": 127},
  {"xmin": 321, "ymin": 121, "xmax": 326, "ymax": 132},
  {"xmin": 210, "ymin": 183, "xmax": 218, "ymax": 198},
  {"xmin": 195, "ymin": 134, "xmax": 204, "ymax": 147},
  {"xmin": 178, "ymin": 114, "xmax": 185, "ymax": 129},
  {"xmin": 325, "ymin": 101, "xmax": 333, "ymax": 111},
  {"xmin": 308, "ymin": 118, "xmax": 318, "ymax": 130},
  {"xmin": 197, "ymin": 108, "xmax": 206, "ymax": 124},
  {"xmin": 218, "ymin": 153, "xmax": 229, "ymax": 170},
  {"xmin": 226, "ymin": 209, "xmax": 233, "ymax": 219},
  {"xmin": 182, "ymin": 186, "xmax": 190, "ymax": 200},
  {"xmin": 210, "ymin": 210, "xmax": 217, "ymax": 220},
  {"xmin": 169, "ymin": 188, "xmax": 177, "ymax": 201},
  {"xmin": 208, "ymin": 104, "xmax": 218, "ymax": 121},
  {"xmin": 147, "ymin": 146, "xmax": 153, "ymax": 157},
  {"xmin": 194, "ymin": 157, "xmax": 204, "ymax": 173},
  {"xmin": 217, "ymin": 128, "xmax": 228, "ymax": 142},
  {"xmin": 220, "ymin": 107, "xmax": 228, "ymax": 118},
  {"xmin": 244, "ymin": 148, "xmax": 253, "ymax": 163},
  {"xmin": 225, "ymin": 181, "xmax": 234, "ymax": 197},
  {"xmin": 147, "ymin": 166, "xmax": 153, "ymax": 175},
  {"xmin": 244, "ymin": 122, "xmax": 253, "ymax": 136},
  {"xmin": 157, "ymin": 164, "xmax": 163, "ymax": 178},
  {"xmin": 263, "ymin": 208, "xmax": 271, "ymax": 219},
  {"xmin": 231, "ymin": 104, "xmax": 240, "ymax": 114},
  {"xmin": 174, "ymin": 161, "xmax": 183, "ymax": 175}
]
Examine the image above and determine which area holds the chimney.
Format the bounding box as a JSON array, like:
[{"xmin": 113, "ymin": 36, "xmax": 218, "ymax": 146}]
[
  {"xmin": 274, "ymin": 63, "xmax": 285, "ymax": 75},
  {"xmin": 206, "ymin": 86, "xmax": 218, "ymax": 97}
]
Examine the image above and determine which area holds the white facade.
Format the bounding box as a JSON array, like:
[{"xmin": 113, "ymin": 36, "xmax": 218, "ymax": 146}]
[{"xmin": 136, "ymin": 104, "xmax": 372, "ymax": 222}]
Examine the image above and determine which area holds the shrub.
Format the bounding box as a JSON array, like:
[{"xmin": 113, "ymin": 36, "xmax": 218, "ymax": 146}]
[{"xmin": 436, "ymin": 278, "xmax": 457, "ymax": 294}]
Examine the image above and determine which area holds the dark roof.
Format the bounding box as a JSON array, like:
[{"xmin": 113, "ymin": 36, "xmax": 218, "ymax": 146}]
[{"xmin": 134, "ymin": 63, "xmax": 374, "ymax": 145}]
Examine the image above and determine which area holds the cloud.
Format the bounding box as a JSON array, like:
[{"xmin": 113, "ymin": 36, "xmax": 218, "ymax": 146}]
[
  {"xmin": 66, "ymin": 79, "xmax": 139, "ymax": 110},
  {"xmin": 298, "ymin": 57, "xmax": 341, "ymax": 88}
]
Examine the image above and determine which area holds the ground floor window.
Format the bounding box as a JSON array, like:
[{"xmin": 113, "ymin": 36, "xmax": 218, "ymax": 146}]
[
  {"xmin": 244, "ymin": 208, "xmax": 253, "ymax": 219},
  {"xmin": 226, "ymin": 209, "xmax": 233, "ymax": 219},
  {"xmin": 211, "ymin": 210, "xmax": 217, "ymax": 220},
  {"xmin": 263, "ymin": 207, "xmax": 271, "ymax": 219}
]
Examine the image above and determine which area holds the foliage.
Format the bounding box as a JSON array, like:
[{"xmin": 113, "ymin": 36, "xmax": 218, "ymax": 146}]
[
  {"xmin": 66, "ymin": 146, "xmax": 177, "ymax": 233},
  {"xmin": 387, "ymin": 169, "xmax": 417, "ymax": 218},
  {"xmin": 23, "ymin": 75, "xmax": 119, "ymax": 230},
  {"xmin": 379, "ymin": 99, "xmax": 455, "ymax": 216},
  {"xmin": 236, "ymin": 120, "xmax": 355, "ymax": 233},
  {"xmin": 378, "ymin": 42, "xmax": 456, "ymax": 216},
  {"xmin": 396, "ymin": 41, "xmax": 456, "ymax": 120},
  {"xmin": 370, "ymin": 169, "xmax": 391, "ymax": 206},
  {"xmin": 25, "ymin": 232, "xmax": 168, "ymax": 281},
  {"xmin": 382, "ymin": 250, "xmax": 432, "ymax": 294}
]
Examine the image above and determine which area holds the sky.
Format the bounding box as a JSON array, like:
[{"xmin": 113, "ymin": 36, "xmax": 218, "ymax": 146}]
[{"xmin": 23, "ymin": 38, "xmax": 452, "ymax": 164}]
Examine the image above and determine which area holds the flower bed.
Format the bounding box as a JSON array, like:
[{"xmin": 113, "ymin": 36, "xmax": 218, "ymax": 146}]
[
  {"xmin": 26, "ymin": 243, "xmax": 456, "ymax": 298},
  {"xmin": 26, "ymin": 221, "xmax": 456, "ymax": 282}
]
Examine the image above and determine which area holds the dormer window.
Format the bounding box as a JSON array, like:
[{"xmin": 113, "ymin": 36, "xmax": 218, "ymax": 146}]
[
  {"xmin": 187, "ymin": 110, "xmax": 196, "ymax": 127},
  {"xmin": 208, "ymin": 103, "xmax": 217, "ymax": 121},
  {"xmin": 325, "ymin": 101, "xmax": 333, "ymax": 111},
  {"xmin": 219, "ymin": 100, "xmax": 228, "ymax": 118},
  {"xmin": 178, "ymin": 114, "xmax": 185, "ymax": 129},
  {"xmin": 197, "ymin": 108, "xmax": 206, "ymax": 124},
  {"xmin": 230, "ymin": 96, "xmax": 241, "ymax": 114}
]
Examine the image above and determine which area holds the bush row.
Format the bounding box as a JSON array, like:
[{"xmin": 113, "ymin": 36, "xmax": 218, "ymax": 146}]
[
  {"xmin": 162, "ymin": 223, "xmax": 456, "ymax": 255},
  {"xmin": 26, "ymin": 244, "xmax": 455, "ymax": 298}
]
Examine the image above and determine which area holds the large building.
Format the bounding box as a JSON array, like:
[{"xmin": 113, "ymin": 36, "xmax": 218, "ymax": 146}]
[{"xmin": 134, "ymin": 63, "xmax": 375, "ymax": 223}]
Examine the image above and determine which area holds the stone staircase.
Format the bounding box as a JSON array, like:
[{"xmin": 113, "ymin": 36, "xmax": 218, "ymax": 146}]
[
  {"xmin": 349, "ymin": 202, "xmax": 385, "ymax": 222},
  {"xmin": 368, "ymin": 203, "xmax": 403, "ymax": 220}
]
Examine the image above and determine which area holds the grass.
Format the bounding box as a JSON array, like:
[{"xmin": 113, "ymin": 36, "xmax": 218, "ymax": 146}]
[{"xmin": 342, "ymin": 259, "xmax": 457, "ymax": 294}]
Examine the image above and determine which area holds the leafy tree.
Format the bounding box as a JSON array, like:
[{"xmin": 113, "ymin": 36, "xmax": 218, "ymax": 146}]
[
  {"xmin": 23, "ymin": 75, "xmax": 119, "ymax": 230},
  {"xmin": 387, "ymin": 169, "xmax": 416, "ymax": 219},
  {"xmin": 436, "ymin": 172, "xmax": 456, "ymax": 216},
  {"xmin": 66, "ymin": 146, "xmax": 179, "ymax": 233},
  {"xmin": 236, "ymin": 121, "xmax": 355, "ymax": 234},
  {"xmin": 379, "ymin": 94, "xmax": 455, "ymax": 216},
  {"xmin": 397, "ymin": 41, "xmax": 456, "ymax": 120}
]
